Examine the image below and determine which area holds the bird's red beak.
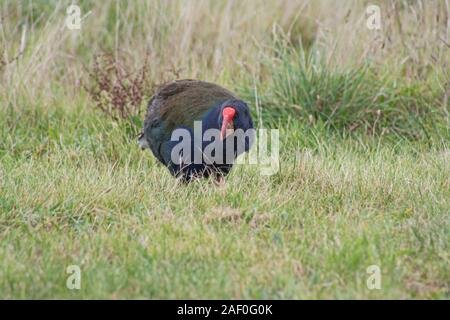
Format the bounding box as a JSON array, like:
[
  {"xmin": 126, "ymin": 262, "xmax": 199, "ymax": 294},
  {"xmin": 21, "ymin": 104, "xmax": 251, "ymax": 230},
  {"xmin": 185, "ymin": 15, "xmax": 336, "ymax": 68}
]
[{"xmin": 220, "ymin": 107, "xmax": 236, "ymax": 140}]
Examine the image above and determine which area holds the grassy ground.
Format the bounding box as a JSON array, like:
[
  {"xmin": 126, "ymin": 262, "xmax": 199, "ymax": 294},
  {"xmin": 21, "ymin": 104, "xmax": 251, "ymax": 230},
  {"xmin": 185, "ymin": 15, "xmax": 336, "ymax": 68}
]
[
  {"xmin": 0, "ymin": 100, "xmax": 448, "ymax": 299},
  {"xmin": 0, "ymin": 1, "xmax": 449, "ymax": 299}
]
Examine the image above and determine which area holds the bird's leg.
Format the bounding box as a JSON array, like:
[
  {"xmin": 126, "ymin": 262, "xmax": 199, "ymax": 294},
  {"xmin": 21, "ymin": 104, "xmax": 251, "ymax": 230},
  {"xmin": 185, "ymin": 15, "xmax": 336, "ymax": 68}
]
[{"xmin": 213, "ymin": 173, "xmax": 226, "ymax": 188}]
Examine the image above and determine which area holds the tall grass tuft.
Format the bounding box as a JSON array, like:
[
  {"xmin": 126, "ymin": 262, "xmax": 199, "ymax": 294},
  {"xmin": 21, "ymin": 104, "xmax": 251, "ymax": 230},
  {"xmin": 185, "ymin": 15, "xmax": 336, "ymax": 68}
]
[{"xmin": 245, "ymin": 35, "xmax": 447, "ymax": 140}]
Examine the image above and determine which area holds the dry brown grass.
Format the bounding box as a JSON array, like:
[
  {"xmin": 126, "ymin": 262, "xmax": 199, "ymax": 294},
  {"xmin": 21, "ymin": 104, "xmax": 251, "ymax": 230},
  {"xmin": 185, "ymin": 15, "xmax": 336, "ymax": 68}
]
[
  {"xmin": 84, "ymin": 51, "xmax": 152, "ymax": 121},
  {"xmin": 0, "ymin": 0, "xmax": 448, "ymax": 107}
]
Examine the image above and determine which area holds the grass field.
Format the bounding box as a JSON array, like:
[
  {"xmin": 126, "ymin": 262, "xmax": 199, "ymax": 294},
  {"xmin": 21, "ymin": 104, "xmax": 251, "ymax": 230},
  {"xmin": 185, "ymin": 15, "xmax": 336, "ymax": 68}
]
[{"xmin": 0, "ymin": 0, "xmax": 449, "ymax": 299}]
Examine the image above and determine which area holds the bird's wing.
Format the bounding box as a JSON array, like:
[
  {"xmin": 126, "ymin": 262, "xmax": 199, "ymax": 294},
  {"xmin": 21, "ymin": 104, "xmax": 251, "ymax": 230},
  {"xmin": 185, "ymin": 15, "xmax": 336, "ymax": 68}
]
[{"xmin": 149, "ymin": 80, "xmax": 236, "ymax": 132}]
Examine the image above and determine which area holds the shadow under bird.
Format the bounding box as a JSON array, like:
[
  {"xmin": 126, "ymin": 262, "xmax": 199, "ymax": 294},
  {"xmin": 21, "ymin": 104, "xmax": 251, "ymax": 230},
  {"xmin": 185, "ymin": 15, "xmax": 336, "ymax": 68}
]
[{"xmin": 138, "ymin": 79, "xmax": 254, "ymax": 182}]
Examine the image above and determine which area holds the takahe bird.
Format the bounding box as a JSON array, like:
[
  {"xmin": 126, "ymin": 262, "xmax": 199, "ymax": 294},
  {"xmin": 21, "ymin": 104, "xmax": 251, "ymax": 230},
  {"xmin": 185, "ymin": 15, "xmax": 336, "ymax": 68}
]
[{"xmin": 138, "ymin": 79, "xmax": 254, "ymax": 182}]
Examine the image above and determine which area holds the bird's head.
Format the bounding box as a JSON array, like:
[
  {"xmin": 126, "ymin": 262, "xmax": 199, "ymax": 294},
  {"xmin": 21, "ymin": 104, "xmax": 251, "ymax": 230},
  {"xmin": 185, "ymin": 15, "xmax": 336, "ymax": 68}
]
[{"xmin": 218, "ymin": 99, "xmax": 253, "ymax": 140}]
